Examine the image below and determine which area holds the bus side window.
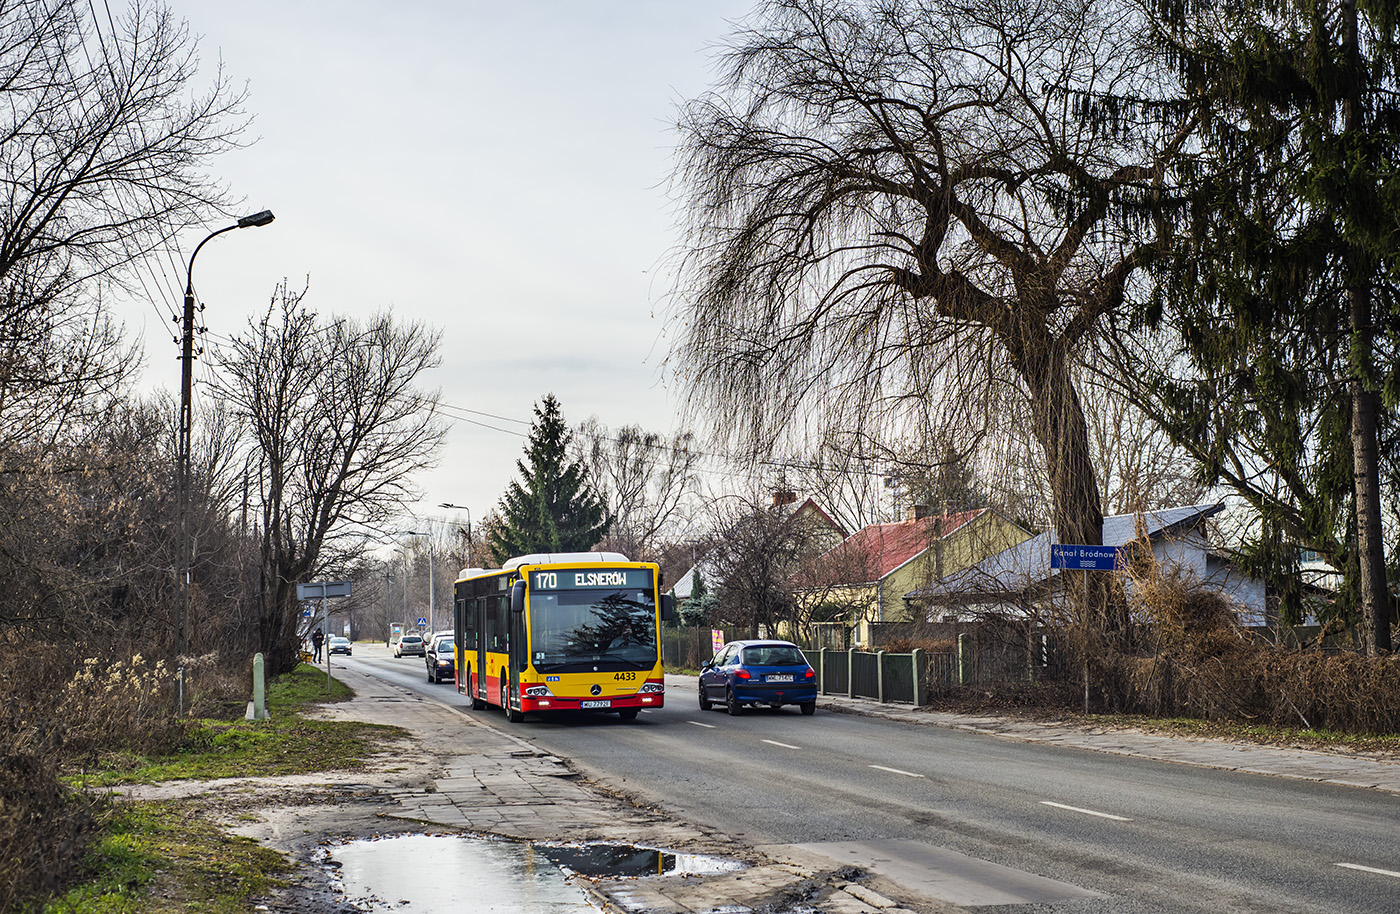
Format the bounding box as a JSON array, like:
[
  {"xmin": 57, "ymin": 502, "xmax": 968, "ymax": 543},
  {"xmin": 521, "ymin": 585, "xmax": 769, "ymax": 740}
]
[{"xmin": 461, "ymin": 597, "xmax": 478, "ymax": 650}]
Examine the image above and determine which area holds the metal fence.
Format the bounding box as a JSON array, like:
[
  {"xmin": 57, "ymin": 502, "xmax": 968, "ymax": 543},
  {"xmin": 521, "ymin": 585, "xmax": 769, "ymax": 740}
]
[
  {"xmin": 801, "ymin": 648, "xmax": 929, "ymax": 705},
  {"xmin": 665, "ymin": 623, "xmax": 1070, "ymax": 702}
]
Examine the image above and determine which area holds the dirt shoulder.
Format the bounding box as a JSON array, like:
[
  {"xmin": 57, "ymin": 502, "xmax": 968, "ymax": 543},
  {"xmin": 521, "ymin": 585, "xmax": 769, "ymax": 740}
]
[{"xmin": 116, "ymin": 661, "xmax": 847, "ymax": 914}]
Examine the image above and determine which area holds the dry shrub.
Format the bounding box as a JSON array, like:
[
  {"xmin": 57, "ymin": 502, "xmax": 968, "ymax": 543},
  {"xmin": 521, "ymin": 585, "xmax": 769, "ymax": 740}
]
[
  {"xmin": 881, "ymin": 637, "xmax": 957, "ymax": 655},
  {"xmin": 0, "ymin": 640, "xmax": 196, "ymax": 912},
  {"xmin": 0, "ymin": 753, "xmax": 105, "ymax": 914},
  {"xmin": 1100, "ymin": 566, "xmax": 1400, "ymax": 734},
  {"xmin": 54, "ymin": 654, "xmax": 191, "ymax": 757}
]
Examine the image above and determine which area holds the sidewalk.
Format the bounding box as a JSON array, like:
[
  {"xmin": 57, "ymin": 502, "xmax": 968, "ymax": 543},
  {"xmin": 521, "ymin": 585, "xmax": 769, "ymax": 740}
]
[{"xmin": 665, "ymin": 673, "xmax": 1400, "ymax": 795}]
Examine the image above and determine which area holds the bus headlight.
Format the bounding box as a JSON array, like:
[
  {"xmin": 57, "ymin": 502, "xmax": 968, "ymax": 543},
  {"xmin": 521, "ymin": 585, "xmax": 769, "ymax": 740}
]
[
  {"xmin": 524, "ymin": 685, "xmax": 554, "ymax": 697},
  {"xmin": 637, "ymin": 682, "xmax": 664, "ymax": 694}
]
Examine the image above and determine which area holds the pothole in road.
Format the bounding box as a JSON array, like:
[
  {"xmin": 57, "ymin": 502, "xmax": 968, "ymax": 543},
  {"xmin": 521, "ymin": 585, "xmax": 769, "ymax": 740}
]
[
  {"xmin": 326, "ymin": 834, "xmax": 598, "ymax": 912},
  {"xmin": 536, "ymin": 842, "xmax": 744, "ymax": 878},
  {"xmin": 323, "ymin": 834, "xmax": 744, "ymax": 912}
]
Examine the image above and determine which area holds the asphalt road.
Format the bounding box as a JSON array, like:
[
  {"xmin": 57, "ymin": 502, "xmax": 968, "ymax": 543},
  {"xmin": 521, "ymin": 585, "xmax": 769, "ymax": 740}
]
[{"xmin": 347, "ymin": 650, "xmax": 1400, "ymax": 913}]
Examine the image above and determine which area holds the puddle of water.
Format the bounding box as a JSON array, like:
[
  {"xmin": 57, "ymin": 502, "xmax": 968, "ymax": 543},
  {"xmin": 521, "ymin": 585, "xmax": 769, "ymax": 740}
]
[
  {"xmin": 330, "ymin": 834, "xmax": 600, "ymax": 913},
  {"xmin": 538, "ymin": 843, "xmax": 744, "ymax": 878}
]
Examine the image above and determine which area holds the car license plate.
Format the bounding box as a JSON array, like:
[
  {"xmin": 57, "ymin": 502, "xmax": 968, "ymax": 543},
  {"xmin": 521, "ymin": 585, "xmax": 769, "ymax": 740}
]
[
  {"xmin": 767, "ymin": 674, "xmax": 793, "ymax": 682},
  {"xmin": 580, "ymin": 700, "xmax": 611, "ymax": 709}
]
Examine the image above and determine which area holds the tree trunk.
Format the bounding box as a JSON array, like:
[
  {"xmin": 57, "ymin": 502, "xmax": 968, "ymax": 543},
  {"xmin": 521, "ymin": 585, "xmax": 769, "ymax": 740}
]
[
  {"xmin": 1342, "ymin": 0, "xmax": 1391, "ymax": 656},
  {"xmin": 1008, "ymin": 320, "xmax": 1113, "ymax": 630},
  {"xmin": 1349, "ymin": 279, "xmax": 1391, "ymax": 656}
]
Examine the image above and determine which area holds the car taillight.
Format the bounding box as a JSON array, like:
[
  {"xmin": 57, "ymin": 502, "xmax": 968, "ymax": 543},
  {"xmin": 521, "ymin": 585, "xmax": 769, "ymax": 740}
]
[
  {"xmin": 804, "ymin": 667, "xmax": 815, "ymax": 678},
  {"xmin": 735, "ymin": 668, "xmax": 751, "ymax": 679}
]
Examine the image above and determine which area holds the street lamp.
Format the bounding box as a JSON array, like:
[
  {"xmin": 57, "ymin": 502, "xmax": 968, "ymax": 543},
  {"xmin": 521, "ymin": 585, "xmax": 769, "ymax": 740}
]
[
  {"xmin": 176, "ymin": 210, "xmax": 275, "ymax": 664},
  {"xmin": 405, "ymin": 530, "xmax": 435, "ymax": 632}
]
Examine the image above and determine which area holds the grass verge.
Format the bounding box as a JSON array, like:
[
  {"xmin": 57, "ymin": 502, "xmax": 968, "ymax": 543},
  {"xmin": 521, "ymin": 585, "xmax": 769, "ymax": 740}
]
[
  {"xmin": 41, "ymin": 664, "xmax": 405, "ymax": 914},
  {"xmin": 42, "ymin": 800, "xmax": 292, "ymax": 914}
]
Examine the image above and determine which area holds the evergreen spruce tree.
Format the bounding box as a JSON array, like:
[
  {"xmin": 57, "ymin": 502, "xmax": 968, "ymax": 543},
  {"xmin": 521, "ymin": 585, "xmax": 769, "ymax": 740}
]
[
  {"xmin": 680, "ymin": 569, "xmax": 714, "ymax": 626},
  {"xmin": 1128, "ymin": 0, "xmax": 1399, "ymax": 649},
  {"xmin": 488, "ymin": 394, "xmax": 610, "ymax": 564}
]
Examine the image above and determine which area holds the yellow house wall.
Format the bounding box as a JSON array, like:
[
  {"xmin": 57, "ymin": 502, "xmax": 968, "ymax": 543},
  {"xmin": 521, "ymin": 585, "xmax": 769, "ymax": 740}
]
[{"xmin": 876, "ymin": 513, "xmax": 1032, "ymax": 623}]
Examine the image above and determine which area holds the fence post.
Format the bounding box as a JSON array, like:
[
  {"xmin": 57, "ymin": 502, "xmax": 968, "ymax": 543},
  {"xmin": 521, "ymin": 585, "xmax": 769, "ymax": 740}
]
[
  {"xmin": 848, "ymin": 648, "xmax": 855, "ymax": 698},
  {"xmin": 957, "ymin": 633, "xmax": 969, "ymax": 686},
  {"xmin": 819, "ymin": 647, "xmax": 827, "ymax": 695},
  {"xmin": 913, "ymin": 648, "xmax": 926, "ymax": 707},
  {"xmin": 876, "ymin": 649, "xmax": 886, "ymax": 703}
]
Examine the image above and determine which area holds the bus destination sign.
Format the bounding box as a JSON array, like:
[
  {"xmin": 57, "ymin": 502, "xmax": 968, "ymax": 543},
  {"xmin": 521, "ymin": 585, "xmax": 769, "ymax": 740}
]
[{"xmin": 530, "ymin": 568, "xmax": 652, "ymax": 590}]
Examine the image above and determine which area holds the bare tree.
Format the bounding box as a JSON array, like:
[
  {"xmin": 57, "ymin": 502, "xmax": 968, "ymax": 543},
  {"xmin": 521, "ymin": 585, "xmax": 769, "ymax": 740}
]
[
  {"xmin": 702, "ymin": 494, "xmax": 841, "ymax": 638},
  {"xmin": 670, "ymin": 0, "xmax": 1193, "ymax": 631},
  {"xmin": 217, "ymin": 283, "xmax": 447, "ymax": 672},
  {"xmin": 572, "ymin": 418, "xmax": 701, "ymax": 563}
]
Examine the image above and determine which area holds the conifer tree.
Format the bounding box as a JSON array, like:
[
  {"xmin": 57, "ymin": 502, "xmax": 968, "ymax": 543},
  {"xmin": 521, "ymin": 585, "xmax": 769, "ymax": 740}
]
[
  {"xmin": 488, "ymin": 395, "xmax": 610, "ymax": 564},
  {"xmin": 1123, "ymin": 0, "xmax": 1398, "ymax": 651}
]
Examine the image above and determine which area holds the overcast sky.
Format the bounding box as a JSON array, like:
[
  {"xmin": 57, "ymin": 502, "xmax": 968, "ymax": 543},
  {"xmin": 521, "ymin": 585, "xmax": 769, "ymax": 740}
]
[{"xmin": 122, "ymin": 1, "xmax": 756, "ymax": 538}]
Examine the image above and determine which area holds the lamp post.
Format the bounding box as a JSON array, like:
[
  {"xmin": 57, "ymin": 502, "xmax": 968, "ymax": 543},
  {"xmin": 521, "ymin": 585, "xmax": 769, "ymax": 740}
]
[
  {"xmin": 406, "ymin": 530, "xmax": 435, "ymax": 632},
  {"xmin": 176, "ymin": 210, "xmax": 275, "ymax": 665},
  {"xmin": 384, "ymin": 572, "xmax": 393, "ymax": 646}
]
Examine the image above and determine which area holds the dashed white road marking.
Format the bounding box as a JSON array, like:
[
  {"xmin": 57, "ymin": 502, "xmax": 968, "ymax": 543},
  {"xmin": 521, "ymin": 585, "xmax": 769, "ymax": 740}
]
[
  {"xmin": 1336, "ymin": 862, "xmax": 1400, "ymax": 879},
  {"xmin": 1040, "ymin": 801, "xmax": 1131, "ymax": 822},
  {"xmin": 763, "ymin": 739, "xmax": 801, "ymax": 749},
  {"xmin": 869, "ymin": 764, "xmax": 924, "ymax": 778},
  {"xmin": 688, "ymin": 721, "xmax": 717, "ymax": 728}
]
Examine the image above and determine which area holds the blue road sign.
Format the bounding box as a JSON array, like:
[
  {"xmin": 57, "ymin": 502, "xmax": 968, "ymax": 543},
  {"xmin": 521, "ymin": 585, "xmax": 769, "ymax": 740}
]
[
  {"xmin": 1050, "ymin": 544, "xmax": 1120, "ymax": 571},
  {"xmin": 417, "ymin": 617, "xmax": 428, "ymax": 627},
  {"xmin": 301, "ymin": 608, "xmax": 312, "ymax": 617}
]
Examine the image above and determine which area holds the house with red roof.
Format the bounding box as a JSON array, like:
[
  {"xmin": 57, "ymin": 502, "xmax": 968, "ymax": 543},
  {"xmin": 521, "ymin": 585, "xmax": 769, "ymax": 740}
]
[{"xmin": 797, "ymin": 506, "xmax": 1031, "ymax": 645}]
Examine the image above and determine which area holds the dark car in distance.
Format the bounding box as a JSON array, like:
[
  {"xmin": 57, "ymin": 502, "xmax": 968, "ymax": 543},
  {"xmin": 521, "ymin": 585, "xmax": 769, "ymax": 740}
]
[
  {"xmin": 700, "ymin": 639, "xmax": 817, "ymax": 716},
  {"xmin": 327, "ymin": 636, "xmax": 352, "ymax": 656},
  {"xmin": 426, "ymin": 634, "xmax": 455, "ymax": 684}
]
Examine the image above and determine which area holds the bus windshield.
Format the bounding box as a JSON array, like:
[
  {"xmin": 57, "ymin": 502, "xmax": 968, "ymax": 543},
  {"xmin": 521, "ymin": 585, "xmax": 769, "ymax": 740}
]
[{"xmin": 528, "ymin": 587, "xmax": 656, "ymax": 672}]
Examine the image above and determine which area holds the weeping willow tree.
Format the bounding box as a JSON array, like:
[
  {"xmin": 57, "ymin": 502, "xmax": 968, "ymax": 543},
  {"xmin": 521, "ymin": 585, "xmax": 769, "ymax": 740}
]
[{"xmin": 669, "ymin": 0, "xmax": 1195, "ymax": 632}]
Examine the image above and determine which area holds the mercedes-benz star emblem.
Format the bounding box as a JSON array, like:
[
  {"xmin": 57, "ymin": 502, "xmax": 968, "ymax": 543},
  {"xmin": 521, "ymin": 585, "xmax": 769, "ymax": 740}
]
[{"xmin": 590, "ymin": 684, "xmax": 602, "ymax": 696}]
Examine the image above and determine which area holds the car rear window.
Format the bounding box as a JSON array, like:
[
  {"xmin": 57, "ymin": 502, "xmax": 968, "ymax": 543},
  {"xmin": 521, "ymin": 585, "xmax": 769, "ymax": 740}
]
[{"xmin": 741, "ymin": 645, "xmax": 807, "ymax": 666}]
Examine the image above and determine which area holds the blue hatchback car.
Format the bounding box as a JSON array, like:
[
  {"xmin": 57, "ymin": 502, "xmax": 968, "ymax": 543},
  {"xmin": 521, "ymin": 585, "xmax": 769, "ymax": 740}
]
[{"xmin": 700, "ymin": 640, "xmax": 817, "ymax": 715}]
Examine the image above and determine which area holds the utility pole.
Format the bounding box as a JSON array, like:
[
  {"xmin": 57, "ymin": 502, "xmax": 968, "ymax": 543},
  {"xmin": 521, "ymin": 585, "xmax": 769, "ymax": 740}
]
[{"xmin": 175, "ymin": 210, "xmax": 274, "ymax": 668}]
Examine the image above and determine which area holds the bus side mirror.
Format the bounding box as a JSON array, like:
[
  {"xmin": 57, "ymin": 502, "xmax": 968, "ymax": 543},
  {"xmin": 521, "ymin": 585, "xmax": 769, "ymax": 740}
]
[
  {"xmin": 510, "ymin": 580, "xmax": 525, "ymax": 613},
  {"xmin": 660, "ymin": 594, "xmax": 676, "ymax": 622}
]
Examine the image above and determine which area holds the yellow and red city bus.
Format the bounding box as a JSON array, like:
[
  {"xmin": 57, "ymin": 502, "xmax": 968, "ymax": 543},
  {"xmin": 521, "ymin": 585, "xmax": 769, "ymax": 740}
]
[{"xmin": 453, "ymin": 552, "xmax": 674, "ymax": 721}]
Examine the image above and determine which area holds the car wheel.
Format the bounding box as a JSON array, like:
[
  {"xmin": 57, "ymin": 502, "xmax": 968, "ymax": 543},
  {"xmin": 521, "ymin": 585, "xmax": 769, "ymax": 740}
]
[
  {"xmin": 800, "ymin": 701, "xmax": 816, "ymax": 716},
  {"xmin": 617, "ymin": 708, "xmax": 639, "ymax": 721},
  {"xmin": 725, "ymin": 687, "xmax": 743, "ymax": 716},
  {"xmin": 699, "ymin": 683, "xmax": 712, "ymax": 711}
]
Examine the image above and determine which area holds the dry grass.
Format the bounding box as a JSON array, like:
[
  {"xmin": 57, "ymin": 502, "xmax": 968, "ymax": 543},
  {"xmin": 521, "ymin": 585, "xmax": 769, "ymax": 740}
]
[{"xmin": 1095, "ymin": 568, "xmax": 1400, "ymax": 734}]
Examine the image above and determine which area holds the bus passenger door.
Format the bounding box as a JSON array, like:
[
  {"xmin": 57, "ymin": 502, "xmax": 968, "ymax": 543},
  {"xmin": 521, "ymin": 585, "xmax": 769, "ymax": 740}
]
[
  {"xmin": 475, "ymin": 598, "xmax": 488, "ymax": 703},
  {"xmin": 507, "ymin": 582, "xmax": 527, "ymax": 703}
]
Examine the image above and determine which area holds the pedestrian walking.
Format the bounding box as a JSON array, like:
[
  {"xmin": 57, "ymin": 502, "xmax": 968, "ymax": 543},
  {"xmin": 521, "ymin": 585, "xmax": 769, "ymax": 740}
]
[{"xmin": 312, "ymin": 628, "xmax": 325, "ymax": 662}]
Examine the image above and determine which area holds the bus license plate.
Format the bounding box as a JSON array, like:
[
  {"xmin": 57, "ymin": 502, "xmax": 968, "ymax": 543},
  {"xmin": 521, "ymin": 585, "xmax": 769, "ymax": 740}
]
[
  {"xmin": 581, "ymin": 700, "xmax": 611, "ymax": 709},
  {"xmin": 767, "ymin": 674, "xmax": 793, "ymax": 682}
]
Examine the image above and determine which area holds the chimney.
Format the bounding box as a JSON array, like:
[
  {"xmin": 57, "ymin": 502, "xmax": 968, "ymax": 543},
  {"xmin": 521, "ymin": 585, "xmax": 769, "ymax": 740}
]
[
  {"xmin": 907, "ymin": 504, "xmax": 933, "ymax": 522},
  {"xmin": 771, "ymin": 490, "xmax": 797, "ymax": 507}
]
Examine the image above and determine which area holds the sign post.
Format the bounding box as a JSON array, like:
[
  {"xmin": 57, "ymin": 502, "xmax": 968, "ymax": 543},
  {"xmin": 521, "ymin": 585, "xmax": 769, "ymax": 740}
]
[
  {"xmin": 1048, "ymin": 546, "xmax": 1119, "ymax": 715},
  {"xmin": 297, "ymin": 581, "xmax": 352, "ymax": 691}
]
